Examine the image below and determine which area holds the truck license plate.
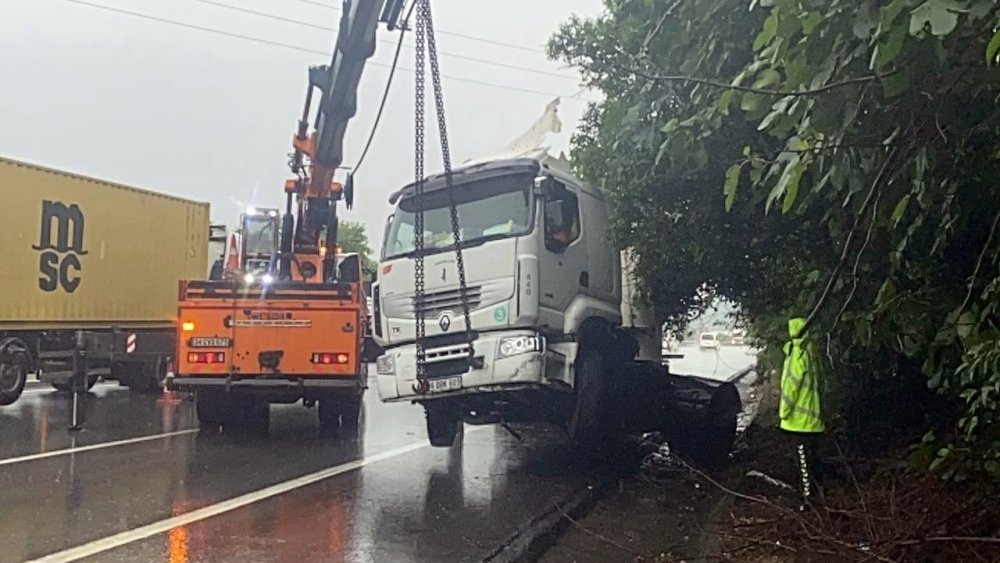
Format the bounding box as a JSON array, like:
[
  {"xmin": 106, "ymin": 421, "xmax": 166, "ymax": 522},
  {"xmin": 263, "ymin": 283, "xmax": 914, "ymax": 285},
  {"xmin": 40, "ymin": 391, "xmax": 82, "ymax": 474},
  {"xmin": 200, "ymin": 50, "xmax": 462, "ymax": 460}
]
[
  {"xmin": 428, "ymin": 376, "xmax": 462, "ymax": 393},
  {"xmin": 189, "ymin": 337, "xmax": 232, "ymax": 348}
]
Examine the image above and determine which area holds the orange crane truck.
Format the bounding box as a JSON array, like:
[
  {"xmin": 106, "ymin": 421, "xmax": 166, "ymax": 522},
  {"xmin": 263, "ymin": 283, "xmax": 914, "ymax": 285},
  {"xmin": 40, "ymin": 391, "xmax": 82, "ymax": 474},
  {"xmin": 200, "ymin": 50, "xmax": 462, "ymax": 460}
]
[{"xmin": 169, "ymin": 0, "xmax": 407, "ymax": 433}]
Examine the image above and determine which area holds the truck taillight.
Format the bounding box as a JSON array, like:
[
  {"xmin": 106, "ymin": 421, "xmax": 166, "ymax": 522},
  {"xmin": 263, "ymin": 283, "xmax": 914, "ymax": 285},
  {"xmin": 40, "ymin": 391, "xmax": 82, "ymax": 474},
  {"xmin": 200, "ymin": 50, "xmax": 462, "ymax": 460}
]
[
  {"xmin": 188, "ymin": 352, "xmax": 225, "ymax": 364},
  {"xmin": 311, "ymin": 353, "xmax": 349, "ymax": 365}
]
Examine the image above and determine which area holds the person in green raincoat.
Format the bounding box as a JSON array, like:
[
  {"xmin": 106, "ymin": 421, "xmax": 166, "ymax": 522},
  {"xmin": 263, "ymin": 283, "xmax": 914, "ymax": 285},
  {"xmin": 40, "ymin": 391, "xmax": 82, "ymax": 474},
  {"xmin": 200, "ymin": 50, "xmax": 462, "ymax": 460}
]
[{"xmin": 780, "ymin": 317, "xmax": 825, "ymax": 505}]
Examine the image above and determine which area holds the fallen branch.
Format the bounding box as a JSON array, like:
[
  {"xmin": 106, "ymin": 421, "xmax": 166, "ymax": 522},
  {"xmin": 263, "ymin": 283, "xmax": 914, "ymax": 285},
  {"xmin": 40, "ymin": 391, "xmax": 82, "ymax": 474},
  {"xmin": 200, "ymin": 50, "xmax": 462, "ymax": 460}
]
[
  {"xmin": 893, "ymin": 536, "xmax": 1000, "ymax": 547},
  {"xmin": 556, "ymin": 505, "xmax": 652, "ymax": 560}
]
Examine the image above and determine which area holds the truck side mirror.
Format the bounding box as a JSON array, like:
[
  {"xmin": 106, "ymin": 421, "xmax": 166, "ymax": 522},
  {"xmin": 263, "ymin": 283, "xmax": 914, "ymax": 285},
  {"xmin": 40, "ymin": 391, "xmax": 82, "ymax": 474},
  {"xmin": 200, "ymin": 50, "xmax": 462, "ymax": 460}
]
[
  {"xmin": 533, "ymin": 175, "xmax": 559, "ymax": 197},
  {"xmin": 345, "ymin": 174, "xmax": 355, "ymax": 209},
  {"xmin": 381, "ymin": 214, "xmax": 394, "ymax": 261}
]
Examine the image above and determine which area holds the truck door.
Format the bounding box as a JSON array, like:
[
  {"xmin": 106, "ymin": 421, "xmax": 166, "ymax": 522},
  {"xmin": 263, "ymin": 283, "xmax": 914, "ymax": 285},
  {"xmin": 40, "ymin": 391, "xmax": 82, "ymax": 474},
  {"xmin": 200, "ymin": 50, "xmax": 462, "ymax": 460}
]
[{"xmin": 537, "ymin": 179, "xmax": 587, "ymax": 332}]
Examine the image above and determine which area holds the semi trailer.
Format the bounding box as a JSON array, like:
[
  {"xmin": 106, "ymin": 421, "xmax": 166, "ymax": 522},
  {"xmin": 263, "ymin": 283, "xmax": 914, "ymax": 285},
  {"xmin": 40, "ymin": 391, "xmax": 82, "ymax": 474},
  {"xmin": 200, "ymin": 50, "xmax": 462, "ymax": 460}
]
[{"xmin": 0, "ymin": 156, "xmax": 209, "ymax": 405}]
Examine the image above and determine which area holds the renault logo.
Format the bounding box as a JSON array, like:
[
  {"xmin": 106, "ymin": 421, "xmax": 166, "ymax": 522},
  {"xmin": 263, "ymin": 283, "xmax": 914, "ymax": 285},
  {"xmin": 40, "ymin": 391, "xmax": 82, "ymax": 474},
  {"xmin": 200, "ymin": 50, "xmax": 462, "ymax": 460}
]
[{"xmin": 438, "ymin": 314, "xmax": 451, "ymax": 332}]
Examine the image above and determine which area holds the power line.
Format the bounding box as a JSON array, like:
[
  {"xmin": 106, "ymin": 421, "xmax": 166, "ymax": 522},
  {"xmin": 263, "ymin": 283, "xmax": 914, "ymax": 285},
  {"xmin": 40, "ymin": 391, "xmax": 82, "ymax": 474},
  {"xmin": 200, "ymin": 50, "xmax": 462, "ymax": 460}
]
[
  {"xmin": 283, "ymin": 0, "xmax": 546, "ymax": 54},
  {"xmin": 194, "ymin": 0, "xmax": 578, "ymax": 80},
  {"xmin": 60, "ymin": 0, "xmax": 593, "ymax": 101}
]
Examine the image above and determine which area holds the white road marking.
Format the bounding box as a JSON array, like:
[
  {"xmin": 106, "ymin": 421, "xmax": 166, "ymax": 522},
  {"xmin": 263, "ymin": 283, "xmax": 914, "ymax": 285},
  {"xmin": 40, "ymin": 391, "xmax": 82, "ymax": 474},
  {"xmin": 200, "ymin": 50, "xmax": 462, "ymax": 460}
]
[
  {"xmin": 0, "ymin": 429, "xmax": 200, "ymax": 467},
  {"xmin": 28, "ymin": 439, "xmax": 439, "ymax": 562}
]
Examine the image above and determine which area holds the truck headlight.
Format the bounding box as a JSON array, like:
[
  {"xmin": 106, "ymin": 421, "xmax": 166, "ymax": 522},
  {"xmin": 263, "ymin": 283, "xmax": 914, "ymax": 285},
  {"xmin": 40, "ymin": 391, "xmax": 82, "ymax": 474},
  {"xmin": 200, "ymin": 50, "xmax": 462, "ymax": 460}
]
[
  {"xmin": 375, "ymin": 354, "xmax": 395, "ymax": 375},
  {"xmin": 497, "ymin": 335, "xmax": 542, "ymax": 359}
]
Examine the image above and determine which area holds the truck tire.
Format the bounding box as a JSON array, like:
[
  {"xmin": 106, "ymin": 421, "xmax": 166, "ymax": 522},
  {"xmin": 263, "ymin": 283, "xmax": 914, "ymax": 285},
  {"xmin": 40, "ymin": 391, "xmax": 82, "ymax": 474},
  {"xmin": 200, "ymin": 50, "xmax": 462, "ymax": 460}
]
[
  {"xmin": 0, "ymin": 349, "xmax": 29, "ymax": 406},
  {"xmin": 221, "ymin": 396, "xmax": 269, "ymax": 436},
  {"xmin": 318, "ymin": 395, "xmax": 342, "ymax": 434},
  {"xmin": 696, "ymin": 384, "xmax": 740, "ymax": 468},
  {"xmin": 340, "ymin": 394, "xmax": 362, "ymax": 430},
  {"xmin": 567, "ymin": 349, "xmax": 608, "ymax": 446},
  {"xmin": 126, "ymin": 361, "xmax": 166, "ymax": 395},
  {"xmin": 51, "ymin": 374, "xmax": 99, "ymax": 393},
  {"xmin": 425, "ymin": 403, "xmax": 459, "ymax": 447},
  {"xmin": 195, "ymin": 392, "xmax": 226, "ymax": 428}
]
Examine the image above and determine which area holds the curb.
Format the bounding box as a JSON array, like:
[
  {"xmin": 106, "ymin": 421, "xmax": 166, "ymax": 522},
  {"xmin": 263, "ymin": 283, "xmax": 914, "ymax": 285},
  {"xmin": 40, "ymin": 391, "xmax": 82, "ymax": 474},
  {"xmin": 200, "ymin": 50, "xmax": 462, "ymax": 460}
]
[{"xmin": 483, "ymin": 468, "xmax": 616, "ymax": 563}]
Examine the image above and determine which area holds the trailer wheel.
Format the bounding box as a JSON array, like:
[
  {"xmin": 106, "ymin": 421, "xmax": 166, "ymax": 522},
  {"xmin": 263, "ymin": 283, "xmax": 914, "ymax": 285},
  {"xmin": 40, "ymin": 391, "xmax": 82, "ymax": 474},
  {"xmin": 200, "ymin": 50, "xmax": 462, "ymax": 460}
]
[
  {"xmin": 51, "ymin": 374, "xmax": 99, "ymax": 393},
  {"xmin": 126, "ymin": 361, "xmax": 165, "ymax": 395},
  {"xmin": 0, "ymin": 349, "xmax": 29, "ymax": 406},
  {"xmin": 567, "ymin": 349, "xmax": 608, "ymax": 446},
  {"xmin": 425, "ymin": 403, "xmax": 459, "ymax": 447}
]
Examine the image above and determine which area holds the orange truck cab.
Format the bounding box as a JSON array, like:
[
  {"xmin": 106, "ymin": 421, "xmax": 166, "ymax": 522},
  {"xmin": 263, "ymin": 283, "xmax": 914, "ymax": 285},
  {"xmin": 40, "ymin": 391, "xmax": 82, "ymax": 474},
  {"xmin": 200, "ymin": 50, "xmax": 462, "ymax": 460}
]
[{"xmin": 170, "ymin": 252, "xmax": 368, "ymax": 434}]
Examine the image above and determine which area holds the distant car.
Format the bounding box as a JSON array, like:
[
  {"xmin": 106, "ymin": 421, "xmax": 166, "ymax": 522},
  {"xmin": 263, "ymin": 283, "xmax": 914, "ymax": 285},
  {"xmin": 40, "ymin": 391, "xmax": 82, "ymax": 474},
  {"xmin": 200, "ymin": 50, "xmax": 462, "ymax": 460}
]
[
  {"xmin": 699, "ymin": 332, "xmax": 719, "ymax": 349},
  {"xmin": 731, "ymin": 329, "xmax": 746, "ymax": 346}
]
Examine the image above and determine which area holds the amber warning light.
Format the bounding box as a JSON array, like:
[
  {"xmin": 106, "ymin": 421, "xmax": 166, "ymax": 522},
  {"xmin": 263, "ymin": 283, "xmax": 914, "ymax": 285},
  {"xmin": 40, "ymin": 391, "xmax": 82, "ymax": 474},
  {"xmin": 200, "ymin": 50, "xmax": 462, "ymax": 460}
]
[{"xmin": 182, "ymin": 321, "xmax": 195, "ymax": 332}]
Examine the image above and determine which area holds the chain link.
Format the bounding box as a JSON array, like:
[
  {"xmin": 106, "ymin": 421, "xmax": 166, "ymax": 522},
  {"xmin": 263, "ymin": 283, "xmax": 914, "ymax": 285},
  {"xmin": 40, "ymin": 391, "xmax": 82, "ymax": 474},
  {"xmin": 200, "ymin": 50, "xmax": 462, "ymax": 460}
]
[
  {"xmin": 413, "ymin": 3, "xmax": 428, "ymax": 393},
  {"xmin": 420, "ymin": 0, "xmax": 474, "ymax": 364},
  {"xmin": 412, "ymin": 0, "xmax": 475, "ymax": 394}
]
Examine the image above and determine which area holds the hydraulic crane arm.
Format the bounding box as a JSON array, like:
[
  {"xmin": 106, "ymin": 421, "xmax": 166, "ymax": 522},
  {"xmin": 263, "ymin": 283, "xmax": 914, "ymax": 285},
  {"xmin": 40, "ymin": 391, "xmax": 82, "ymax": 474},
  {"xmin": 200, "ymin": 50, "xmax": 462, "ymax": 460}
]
[{"xmin": 282, "ymin": 0, "xmax": 406, "ymax": 281}]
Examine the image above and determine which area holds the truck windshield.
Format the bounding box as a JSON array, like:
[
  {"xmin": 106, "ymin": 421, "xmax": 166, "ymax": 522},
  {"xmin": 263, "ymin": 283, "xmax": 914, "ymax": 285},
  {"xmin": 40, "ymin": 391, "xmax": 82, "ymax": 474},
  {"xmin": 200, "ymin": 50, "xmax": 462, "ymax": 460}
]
[
  {"xmin": 383, "ymin": 174, "xmax": 534, "ymax": 260},
  {"xmin": 243, "ymin": 215, "xmax": 277, "ymax": 257}
]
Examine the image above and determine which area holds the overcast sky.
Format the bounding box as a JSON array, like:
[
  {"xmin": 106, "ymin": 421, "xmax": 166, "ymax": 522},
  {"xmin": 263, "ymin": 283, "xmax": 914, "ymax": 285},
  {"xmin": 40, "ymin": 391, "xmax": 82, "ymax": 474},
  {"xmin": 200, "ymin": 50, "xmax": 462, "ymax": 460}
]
[{"xmin": 0, "ymin": 0, "xmax": 603, "ymax": 250}]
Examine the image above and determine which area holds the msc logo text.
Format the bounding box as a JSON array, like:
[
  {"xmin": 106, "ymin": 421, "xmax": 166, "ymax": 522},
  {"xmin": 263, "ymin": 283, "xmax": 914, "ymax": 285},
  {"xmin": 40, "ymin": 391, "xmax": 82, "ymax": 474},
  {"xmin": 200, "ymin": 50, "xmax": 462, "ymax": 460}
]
[{"xmin": 32, "ymin": 200, "xmax": 87, "ymax": 293}]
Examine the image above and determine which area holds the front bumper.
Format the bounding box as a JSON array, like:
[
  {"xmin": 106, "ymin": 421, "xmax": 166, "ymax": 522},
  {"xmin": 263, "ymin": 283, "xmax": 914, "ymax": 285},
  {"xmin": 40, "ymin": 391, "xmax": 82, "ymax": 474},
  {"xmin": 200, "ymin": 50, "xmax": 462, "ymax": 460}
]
[{"xmin": 376, "ymin": 330, "xmax": 565, "ymax": 402}]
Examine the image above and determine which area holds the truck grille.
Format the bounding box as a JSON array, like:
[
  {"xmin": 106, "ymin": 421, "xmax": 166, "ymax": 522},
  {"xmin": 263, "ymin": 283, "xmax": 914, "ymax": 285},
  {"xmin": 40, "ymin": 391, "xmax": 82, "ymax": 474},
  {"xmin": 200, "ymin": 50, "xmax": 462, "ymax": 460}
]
[{"xmin": 413, "ymin": 286, "xmax": 482, "ymax": 317}]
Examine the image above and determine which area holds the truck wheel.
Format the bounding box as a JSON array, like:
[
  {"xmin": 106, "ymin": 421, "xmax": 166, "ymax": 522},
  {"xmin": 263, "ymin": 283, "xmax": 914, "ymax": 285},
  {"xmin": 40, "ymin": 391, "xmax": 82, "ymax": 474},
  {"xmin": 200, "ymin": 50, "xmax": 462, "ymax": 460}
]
[
  {"xmin": 696, "ymin": 384, "xmax": 740, "ymax": 468},
  {"xmin": 0, "ymin": 352, "xmax": 29, "ymax": 406},
  {"xmin": 340, "ymin": 394, "xmax": 363, "ymax": 430},
  {"xmin": 221, "ymin": 396, "xmax": 269, "ymax": 436},
  {"xmin": 196, "ymin": 392, "xmax": 226, "ymax": 428},
  {"xmin": 51, "ymin": 374, "xmax": 99, "ymax": 393},
  {"xmin": 425, "ymin": 403, "xmax": 459, "ymax": 447},
  {"xmin": 126, "ymin": 361, "xmax": 165, "ymax": 395},
  {"xmin": 567, "ymin": 349, "xmax": 608, "ymax": 446},
  {"xmin": 318, "ymin": 395, "xmax": 343, "ymax": 434}
]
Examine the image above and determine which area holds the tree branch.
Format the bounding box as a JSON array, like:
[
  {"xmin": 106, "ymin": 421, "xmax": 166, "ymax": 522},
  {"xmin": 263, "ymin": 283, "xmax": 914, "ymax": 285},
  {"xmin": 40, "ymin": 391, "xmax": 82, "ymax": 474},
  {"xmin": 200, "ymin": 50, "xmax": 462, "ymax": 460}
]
[
  {"xmin": 893, "ymin": 536, "xmax": 1000, "ymax": 547},
  {"xmin": 625, "ymin": 67, "xmax": 891, "ymax": 97},
  {"xmin": 957, "ymin": 210, "xmax": 1000, "ymax": 317},
  {"xmin": 831, "ymin": 193, "xmax": 881, "ymax": 332},
  {"xmin": 797, "ymin": 148, "xmax": 898, "ymax": 337}
]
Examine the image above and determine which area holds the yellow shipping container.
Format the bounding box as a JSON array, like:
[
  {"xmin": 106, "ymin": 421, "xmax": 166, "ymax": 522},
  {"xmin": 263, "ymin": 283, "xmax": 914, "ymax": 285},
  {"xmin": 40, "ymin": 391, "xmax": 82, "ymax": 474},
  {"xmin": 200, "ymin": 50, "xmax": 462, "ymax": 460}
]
[{"xmin": 0, "ymin": 157, "xmax": 209, "ymax": 329}]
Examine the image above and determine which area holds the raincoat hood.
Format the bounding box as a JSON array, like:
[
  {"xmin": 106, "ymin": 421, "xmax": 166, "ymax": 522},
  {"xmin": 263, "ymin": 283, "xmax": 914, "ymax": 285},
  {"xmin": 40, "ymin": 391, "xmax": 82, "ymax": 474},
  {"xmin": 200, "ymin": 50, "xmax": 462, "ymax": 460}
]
[{"xmin": 784, "ymin": 317, "xmax": 808, "ymax": 354}]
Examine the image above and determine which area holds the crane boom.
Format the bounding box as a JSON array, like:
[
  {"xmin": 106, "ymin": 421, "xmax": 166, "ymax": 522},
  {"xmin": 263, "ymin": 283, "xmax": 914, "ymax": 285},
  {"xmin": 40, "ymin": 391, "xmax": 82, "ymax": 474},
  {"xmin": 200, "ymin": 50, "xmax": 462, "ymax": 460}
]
[{"xmin": 282, "ymin": 0, "xmax": 406, "ymax": 282}]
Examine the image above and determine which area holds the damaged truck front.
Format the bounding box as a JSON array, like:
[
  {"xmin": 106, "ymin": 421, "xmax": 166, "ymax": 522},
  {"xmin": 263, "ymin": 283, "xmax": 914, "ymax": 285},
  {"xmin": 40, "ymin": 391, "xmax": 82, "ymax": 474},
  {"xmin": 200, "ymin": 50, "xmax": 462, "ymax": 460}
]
[{"xmin": 373, "ymin": 155, "xmax": 742, "ymax": 457}]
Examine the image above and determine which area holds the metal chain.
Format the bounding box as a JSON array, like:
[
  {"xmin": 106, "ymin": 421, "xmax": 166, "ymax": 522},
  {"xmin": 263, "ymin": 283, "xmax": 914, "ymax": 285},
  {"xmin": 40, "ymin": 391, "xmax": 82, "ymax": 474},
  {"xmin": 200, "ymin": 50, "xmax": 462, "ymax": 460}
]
[
  {"xmin": 418, "ymin": 0, "xmax": 475, "ymax": 364},
  {"xmin": 412, "ymin": 0, "xmax": 474, "ymax": 395},
  {"xmin": 413, "ymin": 3, "xmax": 428, "ymax": 393}
]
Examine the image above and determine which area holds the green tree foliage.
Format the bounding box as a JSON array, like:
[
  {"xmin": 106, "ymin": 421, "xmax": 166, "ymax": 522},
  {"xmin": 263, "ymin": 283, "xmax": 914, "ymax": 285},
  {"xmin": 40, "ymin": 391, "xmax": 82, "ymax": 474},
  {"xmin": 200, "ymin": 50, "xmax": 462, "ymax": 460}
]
[
  {"xmin": 337, "ymin": 219, "xmax": 377, "ymax": 274},
  {"xmin": 550, "ymin": 0, "xmax": 1000, "ymax": 477}
]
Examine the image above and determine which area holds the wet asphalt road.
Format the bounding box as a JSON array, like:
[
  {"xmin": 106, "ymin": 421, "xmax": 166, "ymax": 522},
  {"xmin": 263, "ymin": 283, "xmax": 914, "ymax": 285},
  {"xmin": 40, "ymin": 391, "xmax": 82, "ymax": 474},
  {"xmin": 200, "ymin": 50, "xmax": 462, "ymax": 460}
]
[{"xmin": 0, "ymin": 346, "xmax": 755, "ymax": 563}]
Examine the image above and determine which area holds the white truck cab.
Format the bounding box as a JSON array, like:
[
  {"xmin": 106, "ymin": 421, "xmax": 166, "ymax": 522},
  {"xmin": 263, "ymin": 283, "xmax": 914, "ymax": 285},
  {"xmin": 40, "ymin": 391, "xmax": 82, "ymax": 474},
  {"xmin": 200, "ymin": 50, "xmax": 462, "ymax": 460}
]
[{"xmin": 373, "ymin": 155, "xmax": 632, "ymax": 446}]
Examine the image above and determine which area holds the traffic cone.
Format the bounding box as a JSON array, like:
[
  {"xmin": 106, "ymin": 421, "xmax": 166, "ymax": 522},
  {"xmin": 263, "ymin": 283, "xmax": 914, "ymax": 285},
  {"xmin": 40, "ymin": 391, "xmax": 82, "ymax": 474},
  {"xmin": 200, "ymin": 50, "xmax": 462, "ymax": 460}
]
[{"xmin": 224, "ymin": 234, "xmax": 240, "ymax": 276}]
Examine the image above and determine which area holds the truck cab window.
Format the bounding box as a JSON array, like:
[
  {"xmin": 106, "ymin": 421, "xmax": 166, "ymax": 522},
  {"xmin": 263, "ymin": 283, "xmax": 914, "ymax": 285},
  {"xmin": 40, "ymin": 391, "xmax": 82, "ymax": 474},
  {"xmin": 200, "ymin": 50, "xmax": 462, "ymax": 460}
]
[{"xmin": 544, "ymin": 186, "xmax": 580, "ymax": 252}]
